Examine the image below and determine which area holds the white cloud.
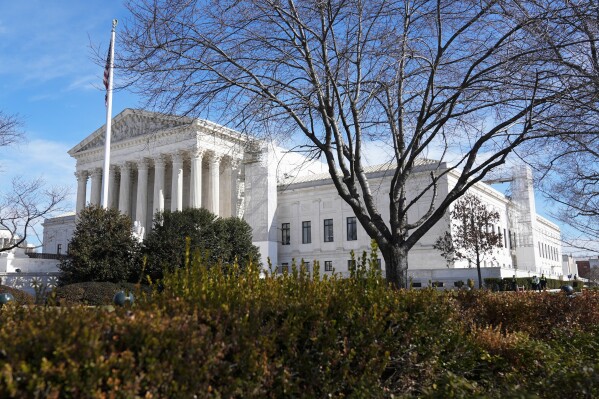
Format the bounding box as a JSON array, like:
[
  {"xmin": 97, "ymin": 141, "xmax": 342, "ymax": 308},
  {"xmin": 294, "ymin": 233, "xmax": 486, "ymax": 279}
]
[{"xmin": 0, "ymin": 139, "xmax": 76, "ymax": 208}]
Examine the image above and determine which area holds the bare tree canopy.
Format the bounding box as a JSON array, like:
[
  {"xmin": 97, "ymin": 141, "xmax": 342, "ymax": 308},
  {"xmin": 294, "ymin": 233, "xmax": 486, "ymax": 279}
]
[
  {"xmin": 0, "ymin": 111, "xmax": 23, "ymax": 149},
  {"xmin": 120, "ymin": 0, "xmax": 594, "ymax": 287},
  {"xmin": 0, "ymin": 111, "xmax": 68, "ymax": 252},
  {"xmin": 517, "ymin": 0, "xmax": 599, "ymax": 253},
  {"xmin": 0, "ymin": 178, "xmax": 69, "ymax": 252}
]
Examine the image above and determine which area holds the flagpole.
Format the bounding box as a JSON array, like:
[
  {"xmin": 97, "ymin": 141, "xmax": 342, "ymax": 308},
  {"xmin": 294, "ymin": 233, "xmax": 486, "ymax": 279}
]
[{"xmin": 101, "ymin": 19, "xmax": 117, "ymax": 209}]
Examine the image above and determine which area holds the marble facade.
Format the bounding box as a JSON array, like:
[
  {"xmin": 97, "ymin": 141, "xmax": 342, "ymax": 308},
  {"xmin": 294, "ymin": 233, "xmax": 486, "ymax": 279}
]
[{"xmin": 69, "ymin": 109, "xmax": 246, "ymax": 234}]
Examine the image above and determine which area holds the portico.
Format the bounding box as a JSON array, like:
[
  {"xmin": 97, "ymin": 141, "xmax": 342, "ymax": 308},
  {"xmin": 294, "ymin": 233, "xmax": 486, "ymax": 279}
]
[{"xmin": 69, "ymin": 109, "xmax": 246, "ymax": 236}]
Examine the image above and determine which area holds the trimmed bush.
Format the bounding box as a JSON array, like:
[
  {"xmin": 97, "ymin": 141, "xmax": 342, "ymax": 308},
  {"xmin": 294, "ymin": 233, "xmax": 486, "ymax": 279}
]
[
  {"xmin": 51, "ymin": 282, "xmax": 148, "ymax": 306},
  {"xmin": 0, "ymin": 285, "xmax": 34, "ymax": 305},
  {"xmin": 59, "ymin": 205, "xmax": 142, "ymax": 285},
  {"xmin": 142, "ymin": 208, "xmax": 261, "ymax": 281}
]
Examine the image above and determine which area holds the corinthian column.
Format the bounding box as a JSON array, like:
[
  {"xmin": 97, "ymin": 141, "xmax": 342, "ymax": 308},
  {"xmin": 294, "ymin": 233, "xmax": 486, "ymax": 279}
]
[
  {"xmin": 90, "ymin": 168, "xmax": 102, "ymax": 206},
  {"xmin": 190, "ymin": 149, "xmax": 204, "ymax": 209},
  {"xmin": 171, "ymin": 152, "xmax": 184, "ymax": 211},
  {"xmin": 153, "ymin": 156, "xmax": 165, "ymax": 215},
  {"xmin": 229, "ymin": 159, "xmax": 241, "ymax": 218},
  {"xmin": 209, "ymin": 154, "xmax": 221, "ymax": 216},
  {"xmin": 135, "ymin": 159, "xmax": 149, "ymax": 228},
  {"xmin": 75, "ymin": 170, "xmax": 88, "ymax": 213},
  {"xmin": 118, "ymin": 163, "xmax": 131, "ymax": 215},
  {"xmin": 107, "ymin": 166, "xmax": 118, "ymax": 209}
]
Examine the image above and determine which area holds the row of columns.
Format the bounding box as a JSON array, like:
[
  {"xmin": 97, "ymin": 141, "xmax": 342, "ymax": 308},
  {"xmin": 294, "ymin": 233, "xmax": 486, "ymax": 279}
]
[{"xmin": 75, "ymin": 151, "xmax": 236, "ymax": 231}]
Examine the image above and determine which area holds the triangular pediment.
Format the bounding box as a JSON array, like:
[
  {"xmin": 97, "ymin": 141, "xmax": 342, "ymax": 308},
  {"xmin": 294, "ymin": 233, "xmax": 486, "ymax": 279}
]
[{"xmin": 69, "ymin": 109, "xmax": 193, "ymax": 156}]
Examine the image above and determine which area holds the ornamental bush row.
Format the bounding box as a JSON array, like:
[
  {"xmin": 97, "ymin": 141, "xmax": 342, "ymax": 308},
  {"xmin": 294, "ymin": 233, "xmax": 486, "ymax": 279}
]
[{"xmin": 0, "ymin": 256, "xmax": 597, "ymax": 398}]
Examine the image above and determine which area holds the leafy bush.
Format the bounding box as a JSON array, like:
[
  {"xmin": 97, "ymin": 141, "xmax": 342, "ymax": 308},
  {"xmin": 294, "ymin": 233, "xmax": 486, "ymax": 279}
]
[
  {"xmin": 0, "ymin": 255, "xmax": 597, "ymax": 397},
  {"xmin": 50, "ymin": 282, "xmax": 148, "ymax": 306},
  {"xmin": 484, "ymin": 277, "xmax": 569, "ymax": 291},
  {"xmin": 142, "ymin": 208, "xmax": 260, "ymax": 281},
  {"xmin": 59, "ymin": 206, "xmax": 142, "ymax": 285}
]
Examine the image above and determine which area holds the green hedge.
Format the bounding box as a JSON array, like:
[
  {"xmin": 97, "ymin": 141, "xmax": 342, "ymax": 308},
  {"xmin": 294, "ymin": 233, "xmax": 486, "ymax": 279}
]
[
  {"xmin": 50, "ymin": 282, "xmax": 149, "ymax": 306},
  {"xmin": 0, "ymin": 260, "xmax": 597, "ymax": 398},
  {"xmin": 484, "ymin": 277, "xmax": 572, "ymax": 291},
  {"xmin": 0, "ymin": 285, "xmax": 34, "ymax": 305}
]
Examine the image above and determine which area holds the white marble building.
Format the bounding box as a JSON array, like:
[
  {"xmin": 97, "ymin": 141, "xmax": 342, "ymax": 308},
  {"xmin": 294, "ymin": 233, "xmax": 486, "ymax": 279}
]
[{"xmin": 42, "ymin": 109, "xmax": 562, "ymax": 287}]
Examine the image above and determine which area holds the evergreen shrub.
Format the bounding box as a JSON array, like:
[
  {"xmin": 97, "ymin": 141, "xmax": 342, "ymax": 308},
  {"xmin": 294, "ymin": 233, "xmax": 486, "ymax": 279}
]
[{"xmin": 51, "ymin": 282, "xmax": 148, "ymax": 306}]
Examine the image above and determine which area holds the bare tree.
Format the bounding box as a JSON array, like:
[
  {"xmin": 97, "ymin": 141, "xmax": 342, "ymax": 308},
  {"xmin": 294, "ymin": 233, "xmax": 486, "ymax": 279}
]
[
  {"xmin": 119, "ymin": 0, "xmax": 589, "ymax": 287},
  {"xmin": 0, "ymin": 112, "xmax": 69, "ymax": 252},
  {"xmin": 433, "ymin": 194, "xmax": 503, "ymax": 289},
  {"xmin": 0, "ymin": 111, "xmax": 23, "ymax": 153},
  {"xmin": 515, "ymin": 0, "xmax": 599, "ymax": 253},
  {"xmin": 0, "ymin": 178, "xmax": 69, "ymax": 252}
]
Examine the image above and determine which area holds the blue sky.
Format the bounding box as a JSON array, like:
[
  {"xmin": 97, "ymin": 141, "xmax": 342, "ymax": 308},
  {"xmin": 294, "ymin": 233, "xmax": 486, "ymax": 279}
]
[
  {"xmin": 0, "ymin": 0, "xmax": 137, "ymax": 210},
  {"xmin": 0, "ymin": 1, "xmax": 595, "ymax": 255}
]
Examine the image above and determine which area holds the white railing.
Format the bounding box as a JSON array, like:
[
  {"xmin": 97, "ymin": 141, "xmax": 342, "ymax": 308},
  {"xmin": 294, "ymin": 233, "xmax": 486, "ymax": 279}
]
[{"xmin": 0, "ymin": 272, "xmax": 60, "ymax": 295}]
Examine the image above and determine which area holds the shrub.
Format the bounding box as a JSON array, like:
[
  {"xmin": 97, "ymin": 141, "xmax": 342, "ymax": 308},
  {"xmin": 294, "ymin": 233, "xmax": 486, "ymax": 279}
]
[
  {"xmin": 59, "ymin": 206, "xmax": 142, "ymax": 285},
  {"xmin": 50, "ymin": 282, "xmax": 149, "ymax": 306},
  {"xmin": 142, "ymin": 208, "xmax": 260, "ymax": 281},
  {"xmin": 0, "ymin": 256, "xmax": 597, "ymax": 397},
  {"xmin": 0, "ymin": 285, "xmax": 34, "ymax": 305}
]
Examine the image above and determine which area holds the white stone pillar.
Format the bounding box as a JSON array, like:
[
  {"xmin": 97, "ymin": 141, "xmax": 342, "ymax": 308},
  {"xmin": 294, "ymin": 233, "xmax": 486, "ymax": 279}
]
[
  {"xmin": 118, "ymin": 163, "xmax": 131, "ymax": 215},
  {"xmin": 135, "ymin": 159, "xmax": 149, "ymax": 227},
  {"xmin": 221, "ymin": 157, "xmax": 232, "ymax": 217},
  {"xmin": 107, "ymin": 166, "xmax": 118, "ymax": 209},
  {"xmin": 210, "ymin": 154, "xmax": 221, "ymax": 216},
  {"xmin": 190, "ymin": 149, "xmax": 204, "ymax": 209},
  {"xmin": 75, "ymin": 170, "xmax": 88, "ymax": 213},
  {"xmin": 171, "ymin": 153, "xmax": 184, "ymax": 211},
  {"xmin": 153, "ymin": 156, "xmax": 166, "ymax": 215},
  {"xmin": 90, "ymin": 168, "xmax": 102, "ymax": 206},
  {"xmin": 229, "ymin": 159, "xmax": 241, "ymax": 218}
]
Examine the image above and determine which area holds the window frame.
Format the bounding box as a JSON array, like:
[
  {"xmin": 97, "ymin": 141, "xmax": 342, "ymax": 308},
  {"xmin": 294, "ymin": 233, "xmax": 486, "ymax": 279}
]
[
  {"xmin": 324, "ymin": 219, "xmax": 334, "ymax": 242},
  {"xmin": 281, "ymin": 223, "xmax": 290, "ymax": 245},
  {"xmin": 346, "ymin": 216, "xmax": 357, "ymax": 241},
  {"xmin": 302, "ymin": 221, "xmax": 311, "ymax": 244}
]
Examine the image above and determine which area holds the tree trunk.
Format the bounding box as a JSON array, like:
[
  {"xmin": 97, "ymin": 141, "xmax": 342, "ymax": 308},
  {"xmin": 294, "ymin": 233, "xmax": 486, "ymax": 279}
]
[
  {"xmin": 380, "ymin": 244, "xmax": 409, "ymax": 289},
  {"xmin": 476, "ymin": 249, "xmax": 483, "ymax": 289}
]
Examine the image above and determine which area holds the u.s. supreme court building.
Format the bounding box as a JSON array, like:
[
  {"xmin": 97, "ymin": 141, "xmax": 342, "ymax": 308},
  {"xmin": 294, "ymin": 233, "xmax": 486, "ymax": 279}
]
[{"xmin": 42, "ymin": 108, "xmax": 563, "ymax": 286}]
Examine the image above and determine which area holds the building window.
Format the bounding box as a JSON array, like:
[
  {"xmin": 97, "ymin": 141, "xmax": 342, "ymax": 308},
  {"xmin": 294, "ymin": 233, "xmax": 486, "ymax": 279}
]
[
  {"xmin": 281, "ymin": 223, "xmax": 290, "ymax": 245},
  {"xmin": 376, "ymin": 259, "xmax": 382, "ymax": 270},
  {"xmin": 324, "ymin": 261, "xmax": 333, "ymax": 272},
  {"xmin": 504, "ymin": 228, "xmax": 507, "ymax": 248},
  {"xmin": 324, "ymin": 219, "xmax": 334, "ymax": 242},
  {"xmin": 57, "ymin": 244, "xmax": 62, "ymax": 255},
  {"xmin": 280, "ymin": 263, "xmax": 289, "ymax": 273},
  {"xmin": 348, "ymin": 259, "xmax": 356, "ymax": 272},
  {"xmin": 302, "ymin": 221, "xmax": 311, "ymax": 244},
  {"xmin": 347, "ymin": 217, "xmax": 357, "ymax": 241}
]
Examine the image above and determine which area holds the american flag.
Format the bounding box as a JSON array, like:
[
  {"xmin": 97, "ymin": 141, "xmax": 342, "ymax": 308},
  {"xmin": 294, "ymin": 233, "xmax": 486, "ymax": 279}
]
[{"xmin": 103, "ymin": 41, "xmax": 112, "ymax": 106}]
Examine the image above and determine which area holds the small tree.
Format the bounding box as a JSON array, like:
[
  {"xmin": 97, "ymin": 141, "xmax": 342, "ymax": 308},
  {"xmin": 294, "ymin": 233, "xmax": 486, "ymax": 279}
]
[
  {"xmin": 434, "ymin": 194, "xmax": 503, "ymax": 289},
  {"xmin": 143, "ymin": 208, "xmax": 260, "ymax": 281},
  {"xmin": 59, "ymin": 206, "xmax": 142, "ymax": 285}
]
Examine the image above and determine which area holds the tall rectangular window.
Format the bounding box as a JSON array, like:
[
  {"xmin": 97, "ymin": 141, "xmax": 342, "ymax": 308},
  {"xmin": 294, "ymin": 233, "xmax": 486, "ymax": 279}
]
[
  {"xmin": 324, "ymin": 219, "xmax": 334, "ymax": 242},
  {"xmin": 57, "ymin": 244, "xmax": 62, "ymax": 255},
  {"xmin": 504, "ymin": 228, "xmax": 507, "ymax": 248},
  {"xmin": 302, "ymin": 221, "xmax": 311, "ymax": 244},
  {"xmin": 324, "ymin": 261, "xmax": 333, "ymax": 272},
  {"xmin": 347, "ymin": 217, "xmax": 357, "ymax": 241},
  {"xmin": 347, "ymin": 259, "xmax": 356, "ymax": 272},
  {"xmin": 280, "ymin": 263, "xmax": 289, "ymax": 273},
  {"xmin": 281, "ymin": 223, "xmax": 290, "ymax": 245}
]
